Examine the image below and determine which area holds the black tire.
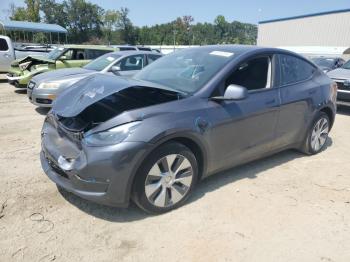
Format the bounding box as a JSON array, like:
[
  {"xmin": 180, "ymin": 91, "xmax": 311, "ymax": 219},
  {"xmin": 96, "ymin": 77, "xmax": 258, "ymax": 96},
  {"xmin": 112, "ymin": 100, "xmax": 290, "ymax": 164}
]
[
  {"xmin": 301, "ymin": 111, "xmax": 330, "ymax": 155},
  {"xmin": 132, "ymin": 142, "xmax": 198, "ymax": 214}
]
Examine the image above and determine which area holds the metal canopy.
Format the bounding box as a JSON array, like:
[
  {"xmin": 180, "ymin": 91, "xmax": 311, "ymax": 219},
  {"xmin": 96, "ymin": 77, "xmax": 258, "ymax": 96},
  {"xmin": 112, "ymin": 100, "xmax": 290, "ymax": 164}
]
[{"xmin": 0, "ymin": 20, "xmax": 67, "ymax": 34}]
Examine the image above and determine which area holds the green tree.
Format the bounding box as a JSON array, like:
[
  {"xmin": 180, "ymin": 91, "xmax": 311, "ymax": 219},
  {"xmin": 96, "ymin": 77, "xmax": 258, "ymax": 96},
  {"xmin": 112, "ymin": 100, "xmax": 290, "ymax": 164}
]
[
  {"xmin": 25, "ymin": 0, "xmax": 40, "ymax": 22},
  {"xmin": 9, "ymin": 3, "xmax": 28, "ymax": 21},
  {"xmin": 40, "ymin": 0, "xmax": 68, "ymax": 28},
  {"xmin": 63, "ymin": 0, "xmax": 104, "ymax": 43},
  {"xmin": 103, "ymin": 10, "xmax": 120, "ymax": 44},
  {"xmin": 117, "ymin": 7, "xmax": 135, "ymax": 44}
]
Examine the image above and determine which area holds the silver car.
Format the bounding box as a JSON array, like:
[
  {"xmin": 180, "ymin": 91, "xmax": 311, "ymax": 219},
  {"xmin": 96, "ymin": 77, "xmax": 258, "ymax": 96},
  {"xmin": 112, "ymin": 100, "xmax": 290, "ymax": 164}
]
[
  {"xmin": 27, "ymin": 51, "xmax": 162, "ymax": 107},
  {"xmin": 327, "ymin": 59, "xmax": 350, "ymax": 106}
]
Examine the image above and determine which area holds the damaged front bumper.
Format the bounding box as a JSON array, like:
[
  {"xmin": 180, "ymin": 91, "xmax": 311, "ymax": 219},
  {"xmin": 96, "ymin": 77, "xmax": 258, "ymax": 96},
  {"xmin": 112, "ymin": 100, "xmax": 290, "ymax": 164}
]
[
  {"xmin": 6, "ymin": 72, "xmax": 30, "ymax": 88},
  {"xmin": 40, "ymin": 119, "xmax": 151, "ymax": 207}
]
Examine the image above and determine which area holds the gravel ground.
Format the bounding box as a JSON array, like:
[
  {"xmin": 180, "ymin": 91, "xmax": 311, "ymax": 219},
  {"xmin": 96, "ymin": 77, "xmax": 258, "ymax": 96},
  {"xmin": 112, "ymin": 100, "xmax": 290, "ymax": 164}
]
[{"xmin": 0, "ymin": 77, "xmax": 350, "ymax": 262}]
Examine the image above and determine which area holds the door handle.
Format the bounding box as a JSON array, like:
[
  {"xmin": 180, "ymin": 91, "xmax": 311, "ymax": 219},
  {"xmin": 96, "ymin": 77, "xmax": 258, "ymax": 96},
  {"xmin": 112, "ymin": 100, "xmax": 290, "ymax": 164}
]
[{"xmin": 265, "ymin": 99, "xmax": 276, "ymax": 105}]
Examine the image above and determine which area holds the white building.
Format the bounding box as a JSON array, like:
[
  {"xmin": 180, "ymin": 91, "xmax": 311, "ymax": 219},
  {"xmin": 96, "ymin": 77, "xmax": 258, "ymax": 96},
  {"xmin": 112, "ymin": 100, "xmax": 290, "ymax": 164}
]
[{"xmin": 257, "ymin": 9, "xmax": 350, "ymax": 58}]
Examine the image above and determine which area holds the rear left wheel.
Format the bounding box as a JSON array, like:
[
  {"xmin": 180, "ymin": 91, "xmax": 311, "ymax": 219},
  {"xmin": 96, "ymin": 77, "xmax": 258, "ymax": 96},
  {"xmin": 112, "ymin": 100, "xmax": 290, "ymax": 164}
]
[
  {"xmin": 302, "ymin": 112, "xmax": 330, "ymax": 155},
  {"xmin": 132, "ymin": 142, "xmax": 198, "ymax": 214}
]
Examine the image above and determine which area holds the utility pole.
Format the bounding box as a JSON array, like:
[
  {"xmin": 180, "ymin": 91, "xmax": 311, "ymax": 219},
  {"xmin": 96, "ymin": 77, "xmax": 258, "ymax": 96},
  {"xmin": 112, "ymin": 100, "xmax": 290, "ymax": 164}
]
[{"xmin": 173, "ymin": 30, "xmax": 177, "ymax": 52}]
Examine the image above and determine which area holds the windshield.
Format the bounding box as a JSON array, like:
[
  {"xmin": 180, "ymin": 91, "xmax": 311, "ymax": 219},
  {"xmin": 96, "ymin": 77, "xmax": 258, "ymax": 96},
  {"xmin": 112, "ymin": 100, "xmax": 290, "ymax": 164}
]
[
  {"xmin": 83, "ymin": 53, "xmax": 122, "ymax": 71},
  {"xmin": 133, "ymin": 48, "xmax": 234, "ymax": 94},
  {"xmin": 311, "ymin": 58, "xmax": 335, "ymax": 68},
  {"xmin": 46, "ymin": 47, "xmax": 65, "ymax": 60},
  {"xmin": 342, "ymin": 60, "xmax": 350, "ymax": 70}
]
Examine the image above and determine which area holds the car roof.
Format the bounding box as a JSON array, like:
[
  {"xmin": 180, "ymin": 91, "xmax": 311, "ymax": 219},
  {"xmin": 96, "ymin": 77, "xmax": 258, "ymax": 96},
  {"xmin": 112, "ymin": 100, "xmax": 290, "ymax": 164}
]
[
  {"xmin": 192, "ymin": 45, "xmax": 316, "ymax": 63},
  {"xmin": 62, "ymin": 45, "xmax": 115, "ymax": 50},
  {"xmin": 189, "ymin": 45, "xmax": 265, "ymax": 55},
  {"xmin": 107, "ymin": 50, "xmax": 163, "ymax": 56}
]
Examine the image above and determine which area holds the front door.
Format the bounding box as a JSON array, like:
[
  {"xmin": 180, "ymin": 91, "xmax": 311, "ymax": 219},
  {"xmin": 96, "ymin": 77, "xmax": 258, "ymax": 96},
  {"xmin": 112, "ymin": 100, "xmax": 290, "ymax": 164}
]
[
  {"xmin": 206, "ymin": 55, "xmax": 280, "ymax": 173},
  {"xmin": 0, "ymin": 37, "xmax": 14, "ymax": 72},
  {"xmin": 115, "ymin": 54, "xmax": 146, "ymax": 77}
]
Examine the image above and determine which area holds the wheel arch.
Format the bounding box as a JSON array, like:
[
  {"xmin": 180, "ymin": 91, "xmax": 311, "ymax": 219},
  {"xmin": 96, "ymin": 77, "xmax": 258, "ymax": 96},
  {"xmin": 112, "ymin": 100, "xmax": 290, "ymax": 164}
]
[
  {"xmin": 319, "ymin": 105, "xmax": 335, "ymax": 130},
  {"xmin": 126, "ymin": 133, "xmax": 208, "ymax": 204}
]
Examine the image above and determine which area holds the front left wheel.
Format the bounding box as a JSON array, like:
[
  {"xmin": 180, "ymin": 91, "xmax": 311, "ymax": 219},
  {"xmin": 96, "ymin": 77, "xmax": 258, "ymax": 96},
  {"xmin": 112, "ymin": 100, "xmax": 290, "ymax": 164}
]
[{"xmin": 132, "ymin": 142, "xmax": 198, "ymax": 214}]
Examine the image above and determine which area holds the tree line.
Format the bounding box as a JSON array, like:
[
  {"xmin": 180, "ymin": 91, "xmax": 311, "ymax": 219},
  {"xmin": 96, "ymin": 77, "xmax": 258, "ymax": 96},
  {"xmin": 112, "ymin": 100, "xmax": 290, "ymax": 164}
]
[{"xmin": 8, "ymin": 0, "xmax": 257, "ymax": 45}]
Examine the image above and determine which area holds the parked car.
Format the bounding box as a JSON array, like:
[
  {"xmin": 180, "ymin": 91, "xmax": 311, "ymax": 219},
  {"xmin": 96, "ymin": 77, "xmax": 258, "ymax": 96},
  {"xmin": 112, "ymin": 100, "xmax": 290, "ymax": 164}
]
[
  {"xmin": 0, "ymin": 35, "xmax": 54, "ymax": 72},
  {"xmin": 6, "ymin": 45, "xmax": 115, "ymax": 88},
  {"xmin": 310, "ymin": 57, "xmax": 345, "ymax": 73},
  {"xmin": 327, "ymin": 59, "xmax": 350, "ymax": 106},
  {"xmin": 27, "ymin": 51, "xmax": 162, "ymax": 107},
  {"xmin": 40, "ymin": 45, "xmax": 336, "ymax": 214}
]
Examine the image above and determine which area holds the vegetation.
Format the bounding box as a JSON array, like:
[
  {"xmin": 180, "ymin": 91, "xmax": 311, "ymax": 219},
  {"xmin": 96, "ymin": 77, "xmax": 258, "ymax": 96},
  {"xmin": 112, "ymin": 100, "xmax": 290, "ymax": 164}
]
[{"xmin": 8, "ymin": 0, "xmax": 257, "ymax": 45}]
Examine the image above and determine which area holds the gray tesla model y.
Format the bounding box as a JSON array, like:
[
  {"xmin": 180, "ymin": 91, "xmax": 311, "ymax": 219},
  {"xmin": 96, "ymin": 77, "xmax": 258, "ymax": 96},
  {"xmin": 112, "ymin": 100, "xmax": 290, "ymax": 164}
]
[{"xmin": 40, "ymin": 45, "xmax": 337, "ymax": 213}]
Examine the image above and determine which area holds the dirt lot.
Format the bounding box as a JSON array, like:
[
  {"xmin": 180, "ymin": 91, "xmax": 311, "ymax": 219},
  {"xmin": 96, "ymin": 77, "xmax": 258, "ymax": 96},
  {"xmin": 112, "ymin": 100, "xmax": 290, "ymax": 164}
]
[{"xmin": 0, "ymin": 77, "xmax": 350, "ymax": 262}]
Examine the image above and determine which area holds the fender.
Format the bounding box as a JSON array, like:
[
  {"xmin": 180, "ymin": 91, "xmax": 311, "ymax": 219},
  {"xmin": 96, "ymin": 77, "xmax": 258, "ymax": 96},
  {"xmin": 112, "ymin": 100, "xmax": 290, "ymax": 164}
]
[{"xmin": 123, "ymin": 130, "xmax": 210, "ymax": 205}]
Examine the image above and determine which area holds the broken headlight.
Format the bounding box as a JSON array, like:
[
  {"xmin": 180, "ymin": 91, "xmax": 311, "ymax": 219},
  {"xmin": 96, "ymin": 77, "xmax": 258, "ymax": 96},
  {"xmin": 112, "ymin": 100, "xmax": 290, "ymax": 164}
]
[
  {"xmin": 19, "ymin": 61, "xmax": 31, "ymax": 71},
  {"xmin": 83, "ymin": 122, "xmax": 141, "ymax": 146}
]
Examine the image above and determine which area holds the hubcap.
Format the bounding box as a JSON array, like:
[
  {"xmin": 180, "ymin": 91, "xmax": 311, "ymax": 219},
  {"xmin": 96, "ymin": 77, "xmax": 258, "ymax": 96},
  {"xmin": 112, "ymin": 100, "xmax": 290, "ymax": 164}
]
[
  {"xmin": 145, "ymin": 154, "xmax": 193, "ymax": 208},
  {"xmin": 311, "ymin": 117, "xmax": 329, "ymax": 152}
]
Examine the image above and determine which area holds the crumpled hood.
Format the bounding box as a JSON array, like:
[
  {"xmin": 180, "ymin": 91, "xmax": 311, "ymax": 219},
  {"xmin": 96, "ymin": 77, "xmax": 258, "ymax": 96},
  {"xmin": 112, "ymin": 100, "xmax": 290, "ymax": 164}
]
[
  {"xmin": 33, "ymin": 68, "xmax": 93, "ymax": 83},
  {"xmin": 327, "ymin": 68, "xmax": 350, "ymax": 80},
  {"xmin": 53, "ymin": 74, "xmax": 160, "ymax": 118},
  {"xmin": 12, "ymin": 55, "xmax": 55, "ymax": 66}
]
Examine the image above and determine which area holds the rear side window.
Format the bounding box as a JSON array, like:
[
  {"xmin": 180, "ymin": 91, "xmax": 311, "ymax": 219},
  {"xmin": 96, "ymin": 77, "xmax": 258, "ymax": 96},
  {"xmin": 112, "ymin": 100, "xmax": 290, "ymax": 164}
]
[
  {"xmin": 85, "ymin": 49, "xmax": 112, "ymax": 59},
  {"xmin": 147, "ymin": 54, "xmax": 162, "ymax": 65},
  {"xmin": 138, "ymin": 47, "xmax": 152, "ymax": 51},
  {"xmin": 0, "ymin": 39, "xmax": 9, "ymax": 51},
  {"xmin": 279, "ymin": 55, "xmax": 315, "ymax": 86},
  {"xmin": 119, "ymin": 47, "xmax": 137, "ymax": 51}
]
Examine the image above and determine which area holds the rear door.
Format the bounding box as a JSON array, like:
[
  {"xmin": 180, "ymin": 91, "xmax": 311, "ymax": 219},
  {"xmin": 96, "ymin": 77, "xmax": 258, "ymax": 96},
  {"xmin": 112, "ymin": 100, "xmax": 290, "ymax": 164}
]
[
  {"xmin": 274, "ymin": 54, "xmax": 318, "ymax": 148},
  {"xmin": 0, "ymin": 37, "xmax": 14, "ymax": 72}
]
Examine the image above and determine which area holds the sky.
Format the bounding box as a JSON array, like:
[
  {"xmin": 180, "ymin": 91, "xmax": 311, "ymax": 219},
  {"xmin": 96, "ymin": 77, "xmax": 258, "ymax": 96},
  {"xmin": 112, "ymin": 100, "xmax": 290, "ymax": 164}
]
[{"xmin": 1, "ymin": 0, "xmax": 350, "ymax": 26}]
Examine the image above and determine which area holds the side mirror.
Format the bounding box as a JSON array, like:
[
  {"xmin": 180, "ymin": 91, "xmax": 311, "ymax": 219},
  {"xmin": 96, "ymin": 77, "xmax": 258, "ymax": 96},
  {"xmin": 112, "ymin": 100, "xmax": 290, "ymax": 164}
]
[
  {"xmin": 111, "ymin": 65, "xmax": 121, "ymax": 74},
  {"xmin": 211, "ymin": 84, "xmax": 248, "ymax": 101}
]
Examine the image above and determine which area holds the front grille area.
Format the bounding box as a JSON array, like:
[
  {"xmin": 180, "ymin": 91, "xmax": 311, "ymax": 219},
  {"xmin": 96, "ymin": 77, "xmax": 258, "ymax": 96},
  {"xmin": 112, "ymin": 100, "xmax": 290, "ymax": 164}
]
[{"xmin": 336, "ymin": 82, "xmax": 346, "ymax": 90}]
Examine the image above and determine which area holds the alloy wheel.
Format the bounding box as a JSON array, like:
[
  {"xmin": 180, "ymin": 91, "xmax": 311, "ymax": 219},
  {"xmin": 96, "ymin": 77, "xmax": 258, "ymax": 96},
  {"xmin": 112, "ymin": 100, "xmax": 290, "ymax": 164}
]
[
  {"xmin": 144, "ymin": 154, "xmax": 193, "ymax": 208},
  {"xmin": 311, "ymin": 117, "xmax": 329, "ymax": 152}
]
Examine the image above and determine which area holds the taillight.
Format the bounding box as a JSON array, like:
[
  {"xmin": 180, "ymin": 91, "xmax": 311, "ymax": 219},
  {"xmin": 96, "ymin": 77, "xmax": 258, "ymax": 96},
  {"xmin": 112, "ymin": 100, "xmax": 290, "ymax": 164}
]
[{"xmin": 331, "ymin": 82, "xmax": 337, "ymax": 102}]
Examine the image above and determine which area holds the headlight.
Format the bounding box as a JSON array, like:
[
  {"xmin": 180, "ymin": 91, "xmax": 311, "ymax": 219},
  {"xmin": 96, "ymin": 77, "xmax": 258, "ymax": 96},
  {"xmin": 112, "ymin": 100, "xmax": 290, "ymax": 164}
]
[
  {"xmin": 37, "ymin": 82, "xmax": 61, "ymax": 89},
  {"xmin": 37, "ymin": 77, "xmax": 83, "ymax": 89},
  {"xmin": 83, "ymin": 122, "xmax": 141, "ymax": 146}
]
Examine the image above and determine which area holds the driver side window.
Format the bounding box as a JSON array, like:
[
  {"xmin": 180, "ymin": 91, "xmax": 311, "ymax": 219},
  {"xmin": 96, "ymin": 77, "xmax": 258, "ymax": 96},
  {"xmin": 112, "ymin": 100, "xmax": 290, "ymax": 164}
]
[
  {"xmin": 115, "ymin": 55, "xmax": 145, "ymax": 71},
  {"xmin": 225, "ymin": 56, "xmax": 272, "ymax": 92}
]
